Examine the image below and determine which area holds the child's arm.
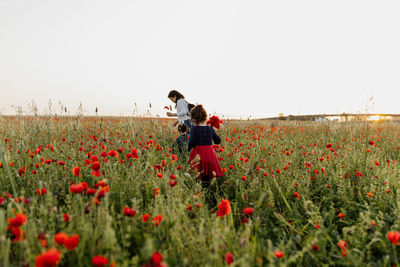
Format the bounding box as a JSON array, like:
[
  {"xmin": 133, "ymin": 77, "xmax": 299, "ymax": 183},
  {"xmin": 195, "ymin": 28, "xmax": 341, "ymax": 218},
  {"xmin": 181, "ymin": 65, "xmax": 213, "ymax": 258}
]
[
  {"xmin": 188, "ymin": 130, "xmax": 196, "ymax": 151},
  {"xmin": 211, "ymin": 128, "xmax": 221, "ymax": 144}
]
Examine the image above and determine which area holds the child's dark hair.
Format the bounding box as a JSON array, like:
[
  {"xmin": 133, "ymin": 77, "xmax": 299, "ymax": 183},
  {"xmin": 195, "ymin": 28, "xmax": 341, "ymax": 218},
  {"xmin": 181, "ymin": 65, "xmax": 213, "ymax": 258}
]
[
  {"xmin": 190, "ymin": 105, "xmax": 207, "ymax": 124},
  {"xmin": 178, "ymin": 123, "xmax": 188, "ymax": 133},
  {"xmin": 168, "ymin": 90, "xmax": 185, "ymax": 102}
]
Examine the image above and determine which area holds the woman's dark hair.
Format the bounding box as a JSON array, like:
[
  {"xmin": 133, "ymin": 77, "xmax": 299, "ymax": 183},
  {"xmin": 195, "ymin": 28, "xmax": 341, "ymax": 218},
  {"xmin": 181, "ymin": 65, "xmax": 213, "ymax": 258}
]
[
  {"xmin": 178, "ymin": 123, "xmax": 188, "ymax": 133},
  {"xmin": 190, "ymin": 105, "xmax": 207, "ymax": 124},
  {"xmin": 168, "ymin": 90, "xmax": 185, "ymax": 102}
]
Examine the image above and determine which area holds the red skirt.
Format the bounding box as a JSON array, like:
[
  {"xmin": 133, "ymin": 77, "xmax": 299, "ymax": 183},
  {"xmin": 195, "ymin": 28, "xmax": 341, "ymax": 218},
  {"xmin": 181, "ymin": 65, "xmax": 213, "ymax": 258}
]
[{"xmin": 188, "ymin": 145, "xmax": 224, "ymax": 178}]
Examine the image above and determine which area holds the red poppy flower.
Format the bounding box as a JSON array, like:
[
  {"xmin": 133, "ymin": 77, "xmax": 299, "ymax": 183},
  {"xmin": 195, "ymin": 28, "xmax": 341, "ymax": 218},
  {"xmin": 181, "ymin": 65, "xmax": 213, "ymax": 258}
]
[
  {"xmin": 152, "ymin": 215, "xmax": 163, "ymax": 226},
  {"xmin": 123, "ymin": 207, "xmax": 137, "ymax": 217},
  {"xmin": 274, "ymin": 250, "xmax": 284, "ymax": 258},
  {"xmin": 54, "ymin": 232, "xmax": 68, "ymax": 245},
  {"xmin": 151, "ymin": 252, "xmax": 163, "ymax": 265},
  {"xmin": 338, "ymin": 240, "xmax": 348, "ymax": 249},
  {"xmin": 36, "ymin": 188, "xmax": 47, "ymax": 196},
  {"xmin": 70, "ymin": 183, "xmax": 85, "ymax": 194},
  {"xmin": 243, "ymin": 207, "xmax": 254, "ymax": 216},
  {"xmin": 207, "ymin": 115, "xmax": 223, "ymax": 129},
  {"xmin": 72, "ymin": 167, "xmax": 81, "ymax": 177},
  {"xmin": 35, "ymin": 248, "xmax": 62, "ymax": 267},
  {"xmin": 217, "ymin": 199, "xmax": 231, "ymax": 217},
  {"xmin": 225, "ymin": 253, "xmax": 234, "ymax": 265},
  {"xmin": 63, "ymin": 214, "xmax": 70, "ymax": 222},
  {"xmin": 142, "ymin": 213, "xmax": 150, "ymax": 223},
  {"xmin": 8, "ymin": 213, "xmax": 27, "ymax": 230},
  {"xmin": 387, "ymin": 231, "xmax": 400, "ymax": 245},
  {"xmin": 355, "ymin": 171, "xmax": 364, "ymax": 177},
  {"xmin": 64, "ymin": 234, "xmax": 79, "ymax": 250},
  {"xmin": 108, "ymin": 150, "xmax": 118, "ymax": 157},
  {"xmin": 91, "ymin": 161, "xmax": 101, "ymax": 177},
  {"xmin": 91, "ymin": 255, "xmax": 108, "ymax": 267}
]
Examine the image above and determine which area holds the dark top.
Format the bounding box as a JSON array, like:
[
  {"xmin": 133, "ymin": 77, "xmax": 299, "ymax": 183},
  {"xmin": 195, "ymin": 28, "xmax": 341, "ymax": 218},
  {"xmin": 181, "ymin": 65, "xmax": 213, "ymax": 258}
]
[
  {"xmin": 188, "ymin": 125, "xmax": 221, "ymax": 151},
  {"xmin": 173, "ymin": 133, "xmax": 189, "ymax": 154}
]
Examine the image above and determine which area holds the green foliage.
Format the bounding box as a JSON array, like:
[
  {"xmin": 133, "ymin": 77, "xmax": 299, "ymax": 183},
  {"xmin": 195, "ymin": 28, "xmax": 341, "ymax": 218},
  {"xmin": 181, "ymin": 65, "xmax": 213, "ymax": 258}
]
[{"xmin": 0, "ymin": 117, "xmax": 400, "ymax": 266}]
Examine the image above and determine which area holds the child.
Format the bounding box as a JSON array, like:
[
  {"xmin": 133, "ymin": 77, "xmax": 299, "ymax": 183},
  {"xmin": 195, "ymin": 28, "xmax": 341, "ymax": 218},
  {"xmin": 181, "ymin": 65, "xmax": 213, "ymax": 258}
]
[
  {"xmin": 188, "ymin": 105, "xmax": 223, "ymax": 196},
  {"xmin": 166, "ymin": 90, "xmax": 193, "ymax": 133},
  {"xmin": 172, "ymin": 123, "xmax": 190, "ymax": 155}
]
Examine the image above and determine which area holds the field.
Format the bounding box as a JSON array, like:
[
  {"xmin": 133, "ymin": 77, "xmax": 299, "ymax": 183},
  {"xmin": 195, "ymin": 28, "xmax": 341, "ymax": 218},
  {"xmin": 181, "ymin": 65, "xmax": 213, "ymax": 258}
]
[{"xmin": 1, "ymin": 116, "xmax": 400, "ymax": 266}]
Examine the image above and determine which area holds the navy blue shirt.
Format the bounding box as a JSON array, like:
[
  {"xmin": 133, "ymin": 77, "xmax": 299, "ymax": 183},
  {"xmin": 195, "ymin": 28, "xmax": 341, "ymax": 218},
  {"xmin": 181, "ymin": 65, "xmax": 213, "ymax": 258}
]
[{"xmin": 188, "ymin": 125, "xmax": 221, "ymax": 151}]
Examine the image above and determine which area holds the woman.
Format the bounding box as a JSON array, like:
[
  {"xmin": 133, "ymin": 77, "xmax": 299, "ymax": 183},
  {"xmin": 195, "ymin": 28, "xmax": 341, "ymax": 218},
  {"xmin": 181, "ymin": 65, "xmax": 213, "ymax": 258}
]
[{"xmin": 166, "ymin": 90, "xmax": 193, "ymax": 133}]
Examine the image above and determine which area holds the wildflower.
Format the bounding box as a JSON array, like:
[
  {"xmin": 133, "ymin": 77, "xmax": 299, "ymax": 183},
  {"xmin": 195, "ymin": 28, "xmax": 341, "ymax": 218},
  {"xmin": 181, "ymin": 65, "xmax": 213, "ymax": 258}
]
[
  {"xmin": 274, "ymin": 250, "xmax": 284, "ymax": 258},
  {"xmin": 63, "ymin": 214, "xmax": 70, "ymax": 222},
  {"xmin": 35, "ymin": 248, "xmax": 62, "ymax": 267},
  {"xmin": 387, "ymin": 231, "xmax": 400, "ymax": 245},
  {"xmin": 91, "ymin": 255, "xmax": 108, "ymax": 267},
  {"xmin": 18, "ymin": 167, "xmax": 26, "ymax": 177},
  {"xmin": 142, "ymin": 213, "xmax": 150, "ymax": 223},
  {"xmin": 11, "ymin": 227, "xmax": 25, "ymax": 242},
  {"xmin": 8, "ymin": 213, "xmax": 27, "ymax": 230},
  {"xmin": 123, "ymin": 207, "xmax": 137, "ymax": 217},
  {"xmin": 355, "ymin": 171, "xmax": 364, "ymax": 177},
  {"xmin": 338, "ymin": 240, "xmax": 348, "ymax": 249},
  {"xmin": 169, "ymin": 180, "xmax": 177, "ymax": 187},
  {"xmin": 293, "ymin": 192, "xmax": 300, "ymax": 199},
  {"xmin": 54, "ymin": 232, "xmax": 68, "ymax": 245},
  {"xmin": 70, "ymin": 183, "xmax": 85, "ymax": 194},
  {"xmin": 85, "ymin": 188, "xmax": 97, "ymax": 195},
  {"xmin": 241, "ymin": 176, "xmax": 247, "ymax": 181},
  {"xmin": 36, "ymin": 188, "xmax": 47, "ymax": 196},
  {"xmin": 64, "ymin": 234, "xmax": 79, "ymax": 250},
  {"xmin": 152, "ymin": 215, "xmax": 163, "ymax": 226},
  {"xmin": 368, "ymin": 140, "xmax": 376, "ymax": 146},
  {"xmin": 312, "ymin": 245, "xmax": 320, "ymax": 251},
  {"xmin": 243, "ymin": 207, "xmax": 254, "ymax": 216},
  {"xmin": 225, "ymin": 253, "xmax": 234, "ymax": 265},
  {"xmin": 72, "ymin": 167, "xmax": 81, "ymax": 177},
  {"xmin": 217, "ymin": 199, "xmax": 231, "ymax": 217},
  {"xmin": 207, "ymin": 115, "xmax": 223, "ymax": 129},
  {"xmin": 151, "ymin": 252, "xmax": 163, "ymax": 265},
  {"xmin": 91, "ymin": 161, "xmax": 101, "ymax": 177},
  {"xmin": 338, "ymin": 213, "xmax": 345, "ymax": 218},
  {"xmin": 314, "ymin": 224, "xmax": 321, "ymax": 229},
  {"xmin": 108, "ymin": 150, "xmax": 118, "ymax": 157}
]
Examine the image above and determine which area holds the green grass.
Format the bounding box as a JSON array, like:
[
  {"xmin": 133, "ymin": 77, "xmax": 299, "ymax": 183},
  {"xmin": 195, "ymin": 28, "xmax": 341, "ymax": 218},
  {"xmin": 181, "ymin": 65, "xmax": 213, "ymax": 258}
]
[{"xmin": 0, "ymin": 116, "xmax": 400, "ymax": 266}]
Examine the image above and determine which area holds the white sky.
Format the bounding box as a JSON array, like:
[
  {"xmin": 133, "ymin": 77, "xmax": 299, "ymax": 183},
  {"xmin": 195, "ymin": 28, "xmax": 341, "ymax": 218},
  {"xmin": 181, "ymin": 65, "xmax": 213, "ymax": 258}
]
[{"xmin": 0, "ymin": 0, "xmax": 399, "ymax": 119}]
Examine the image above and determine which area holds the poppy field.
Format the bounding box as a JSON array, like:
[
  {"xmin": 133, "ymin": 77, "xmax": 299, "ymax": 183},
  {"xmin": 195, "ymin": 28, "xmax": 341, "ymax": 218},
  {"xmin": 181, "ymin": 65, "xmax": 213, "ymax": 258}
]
[{"xmin": 1, "ymin": 116, "xmax": 400, "ymax": 266}]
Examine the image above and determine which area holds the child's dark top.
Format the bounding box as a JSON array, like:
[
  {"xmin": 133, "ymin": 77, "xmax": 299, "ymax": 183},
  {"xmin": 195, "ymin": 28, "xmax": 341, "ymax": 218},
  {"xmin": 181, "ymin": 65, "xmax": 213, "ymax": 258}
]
[{"xmin": 188, "ymin": 126, "xmax": 221, "ymax": 151}]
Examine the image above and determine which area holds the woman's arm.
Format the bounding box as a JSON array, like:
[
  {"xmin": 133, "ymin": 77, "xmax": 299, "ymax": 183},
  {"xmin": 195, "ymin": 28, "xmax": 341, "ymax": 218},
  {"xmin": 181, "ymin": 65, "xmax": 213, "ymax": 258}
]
[{"xmin": 166, "ymin": 112, "xmax": 177, "ymax": 117}]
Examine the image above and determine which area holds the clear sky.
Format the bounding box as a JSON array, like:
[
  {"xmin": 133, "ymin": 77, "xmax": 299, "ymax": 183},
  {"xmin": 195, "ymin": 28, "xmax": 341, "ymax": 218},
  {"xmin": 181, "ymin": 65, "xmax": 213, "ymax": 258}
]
[{"xmin": 1, "ymin": 0, "xmax": 399, "ymax": 119}]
